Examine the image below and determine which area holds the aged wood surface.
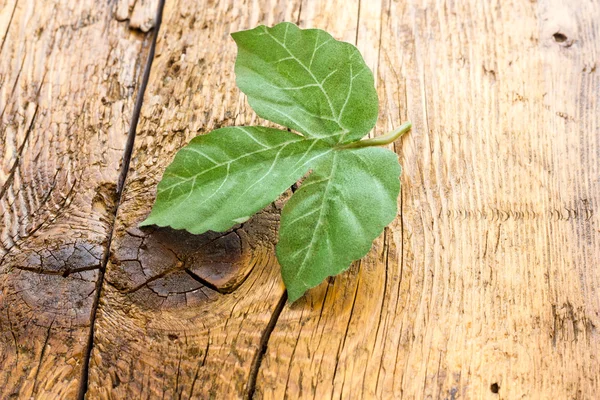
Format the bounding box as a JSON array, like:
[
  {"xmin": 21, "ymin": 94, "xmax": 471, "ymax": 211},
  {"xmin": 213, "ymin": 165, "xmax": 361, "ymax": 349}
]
[
  {"xmin": 2, "ymin": 0, "xmax": 599, "ymax": 398},
  {"xmin": 86, "ymin": 1, "xmax": 303, "ymax": 397},
  {"xmin": 258, "ymin": 0, "xmax": 600, "ymax": 398},
  {"xmin": 0, "ymin": 0, "xmax": 156, "ymax": 397},
  {"xmin": 87, "ymin": 0, "xmax": 600, "ymax": 399}
]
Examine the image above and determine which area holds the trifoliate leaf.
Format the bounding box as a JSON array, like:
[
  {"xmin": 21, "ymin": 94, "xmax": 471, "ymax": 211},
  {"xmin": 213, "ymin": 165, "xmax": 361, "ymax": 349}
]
[
  {"xmin": 276, "ymin": 147, "xmax": 401, "ymax": 302},
  {"xmin": 140, "ymin": 126, "xmax": 331, "ymax": 234},
  {"xmin": 232, "ymin": 22, "xmax": 379, "ymax": 144},
  {"xmin": 142, "ymin": 22, "xmax": 410, "ymax": 303}
]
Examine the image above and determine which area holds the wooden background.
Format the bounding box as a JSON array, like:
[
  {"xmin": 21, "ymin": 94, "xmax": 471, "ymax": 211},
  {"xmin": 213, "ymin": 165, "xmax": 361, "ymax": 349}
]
[{"xmin": 1, "ymin": 0, "xmax": 598, "ymax": 398}]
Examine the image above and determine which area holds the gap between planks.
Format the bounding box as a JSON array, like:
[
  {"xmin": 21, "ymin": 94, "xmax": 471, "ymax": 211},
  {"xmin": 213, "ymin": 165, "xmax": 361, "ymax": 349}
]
[
  {"xmin": 79, "ymin": 1, "xmax": 368, "ymax": 398},
  {"xmin": 76, "ymin": 0, "xmax": 167, "ymax": 398}
]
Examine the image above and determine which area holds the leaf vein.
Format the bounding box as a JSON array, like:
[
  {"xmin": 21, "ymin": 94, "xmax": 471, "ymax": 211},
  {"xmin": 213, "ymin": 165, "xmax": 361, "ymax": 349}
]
[
  {"xmin": 265, "ymin": 82, "xmax": 321, "ymax": 91},
  {"xmin": 237, "ymin": 127, "xmax": 269, "ymax": 148},
  {"xmin": 237, "ymin": 142, "xmax": 291, "ymax": 199},
  {"xmin": 263, "ymin": 27, "xmax": 339, "ymax": 122},
  {"xmin": 285, "ymin": 208, "xmax": 319, "ymax": 229},
  {"xmin": 180, "ymin": 147, "xmax": 219, "ymax": 165},
  {"xmin": 158, "ymin": 139, "xmax": 303, "ymax": 194},
  {"xmin": 309, "ymin": 36, "xmax": 333, "ymax": 69},
  {"xmin": 337, "ymin": 64, "xmax": 354, "ymax": 142},
  {"xmin": 294, "ymin": 152, "xmax": 339, "ymax": 279}
]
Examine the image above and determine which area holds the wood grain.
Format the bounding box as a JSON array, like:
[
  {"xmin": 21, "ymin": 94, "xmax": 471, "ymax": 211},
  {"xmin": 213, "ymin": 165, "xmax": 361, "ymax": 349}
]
[
  {"xmin": 91, "ymin": 0, "xmax": 600, "ymax": 398},
  {"xmin": 86, "ymin": 1, "xmax": 303, "ymax": 398},
  {"xmin": 0, "ymin": 0, "xmax": 154, "ymax": 397},
  {"xmin": 115, "ymin": 0, "xmax": 161, "ymax": 32},
  {"xmin": 257, "ymin": 0, "xmax": 600, "ymax": 398},
  {"xmin": 5, "ymin": 0, "xmax": 596, "ymax": 398}
]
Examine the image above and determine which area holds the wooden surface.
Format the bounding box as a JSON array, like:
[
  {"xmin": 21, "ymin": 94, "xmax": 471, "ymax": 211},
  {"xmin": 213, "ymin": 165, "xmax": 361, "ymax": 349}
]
[
  {"xmin": 0, "ymin": 0, "xmax": 155, "ymax": 397},
  {"xmin": 1, "ymin": 0, "xmax": 599, "ymax": 398}
]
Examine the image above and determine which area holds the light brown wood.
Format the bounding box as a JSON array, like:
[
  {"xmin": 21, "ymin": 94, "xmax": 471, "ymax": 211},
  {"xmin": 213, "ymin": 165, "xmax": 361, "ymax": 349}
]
[
  {"xmin": 3, "ymin": 0, "xmax": 599, "ymax": 398},
  {"xmin": 87, "ymin": 0, "xmax": 600, "ymax": 398},
  {"xmin": 258, "ymin": 0, "xmax": 600, "ymax": 398},
  {"xmin": 0, "ymin": 0, "xmax": 154, "ymax": 397},
  {"xmin": 86, "ymin": 1, "xmax": 304, "ymax": 397},
  {"xmin": 116, "ymin": 0, "xmax": 160, "ymax": 32}
]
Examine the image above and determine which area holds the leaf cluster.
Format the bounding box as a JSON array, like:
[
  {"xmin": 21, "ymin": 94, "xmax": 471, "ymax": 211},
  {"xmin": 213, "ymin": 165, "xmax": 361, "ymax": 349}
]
[{"xmin": 141, "ymin": 22, "xmax": 410, "ymax": 302}]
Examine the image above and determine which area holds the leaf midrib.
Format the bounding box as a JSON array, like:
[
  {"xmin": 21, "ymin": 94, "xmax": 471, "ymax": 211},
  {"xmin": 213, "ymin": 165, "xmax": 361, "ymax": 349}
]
[
  {"xmin": 294, "ymin": 151, "xmax": 339, "ymax": 280},
  {"xmin": 159, "ymin": 137, "xmax": 333, "ymax": 204},
  {"xmin": 160, "ymin": 138, "xmax": 300, "ymax": 194},
  {"xmin": 261, "ymin": 26, "xmax": 356, "ymax": 141}
]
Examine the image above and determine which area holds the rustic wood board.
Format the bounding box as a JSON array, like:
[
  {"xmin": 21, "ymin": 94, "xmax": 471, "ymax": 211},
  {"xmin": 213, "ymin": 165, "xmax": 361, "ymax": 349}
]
[
  {"xmin": 85, "ymin": 1, "xmax": 307, "ymax": 397},
  {"xmin": 3, "ymin": 0, "xmax": 598, "ymax": 398},
  {"xmin": 0, "ymin": 0, "xmax": 155, "ymax": 397},
  {"xmin": 257, "ymin": 0, "xmax": 600, "ymax": 398},
  {"xmin": 89, "ymin": 0, "xmax": 600, "ymax": 398},
  {"xmin": 88, "ymin": 0, "xmax": 600, "ymax": 398}
]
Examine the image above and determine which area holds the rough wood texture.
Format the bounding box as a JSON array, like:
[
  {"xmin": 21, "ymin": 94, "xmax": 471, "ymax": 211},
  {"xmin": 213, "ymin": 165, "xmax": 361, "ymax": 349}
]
[
  {"xmin": 3, "ymin": 0, "xmax": 599, "ymax": 398},
  {"xmin": 115, "ymin": 0, "xmax": 160, "ymax": 32},
  {"xmin": 87, "ymin": 0, "xmax": 600, "ymax": 398},
  {"xmin": 258, "ymin": 0, "xmax": 600, "ymax": 398},
  {"xmin": 0, "ymin": 0, "xmax": 154, "ymax": 397},
  {"xmin": 86, "ymin": 1, "xmax": 303, "ymax": 397}
]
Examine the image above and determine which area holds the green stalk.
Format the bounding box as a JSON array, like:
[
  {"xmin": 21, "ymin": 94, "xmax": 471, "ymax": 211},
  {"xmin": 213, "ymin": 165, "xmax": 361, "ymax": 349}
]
[{"xmin": 337, "ymin": 121, "xmax": 412, "ymax": 149}]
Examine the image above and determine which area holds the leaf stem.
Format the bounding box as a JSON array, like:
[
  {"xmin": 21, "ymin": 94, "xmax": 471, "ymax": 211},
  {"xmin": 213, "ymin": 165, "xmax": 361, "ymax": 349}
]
[{"xmin": 337, "ymin": 121, "xmax": 412, "ymax": 149}]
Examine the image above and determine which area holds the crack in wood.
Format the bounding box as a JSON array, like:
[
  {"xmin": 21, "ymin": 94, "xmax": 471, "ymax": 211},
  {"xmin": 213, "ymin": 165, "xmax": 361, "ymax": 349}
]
[
  {"xmin": 13, "ymin": 265, "xmax": 100, "ymax": 277},
  {"xmin": 116, "ymin": 0, "xmax": 164, "ymax": 195},
  {"xmin": 184, "ymin": 269, "xmax": 232, "ymax": 294},
  {"xmin": 0, "ymin": 0, "xmax": 19, "ymax": 56},
  {"xmin": 110, "ymin": 224, "xmax": 253, "ymax": 298},
  {"xmin": 1, "ymin": 170, "xmax": 81, "ymax": 259},
  {"xmin": 246, "ymin": 292, "xmax": 288, "ymax": 400},
  {"xmin": 32, "ymin": 319, "xmax": 54, "ymax": 396},
  {"xmin": 76, "ymin": 0, "xmax": 167, "ymax": 398},
  {"xmin": 332, "ymin": 264, "xmax": 361, "ymax": 384},
  {"xmin": 0, "ymin": 105, "xmax": 38, "ymax": 201}
]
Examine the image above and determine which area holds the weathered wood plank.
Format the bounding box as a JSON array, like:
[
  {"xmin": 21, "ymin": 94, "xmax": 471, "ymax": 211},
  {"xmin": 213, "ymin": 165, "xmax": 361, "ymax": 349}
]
[
  {"xmin": 257, "ymin": 0, "xmax": 600, "ymax": 398},
  {"xmin": 86, "ymin": 1, "xmax": 303, "ymax": 398},
  {"xmin": 86, "ymin": 0, "xmax": 599, "ymax": 399},
  {"xmin": 115, "ymin": 0, "xmax": 161, "ymax": 33},
  {"xmin": 0, "ymin": 0, "xmax": 155, "ymax": 397}
]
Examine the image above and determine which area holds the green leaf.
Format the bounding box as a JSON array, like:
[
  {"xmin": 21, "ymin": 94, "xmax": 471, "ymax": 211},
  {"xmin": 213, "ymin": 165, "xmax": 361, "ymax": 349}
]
[
  {"xmin": 276, "ymin": 147, "xmax": 401, "ymax": 302},
  {"xmin": 232, "ymin": 22, "xmax": 378, "ymax": 144},
  {"xmin": 141, "ymin": 22, "xmax": 410, "ymax": 303},
  {"xmin": 140, "ymin": 126, "xmax": 331, "ymax": 234}
]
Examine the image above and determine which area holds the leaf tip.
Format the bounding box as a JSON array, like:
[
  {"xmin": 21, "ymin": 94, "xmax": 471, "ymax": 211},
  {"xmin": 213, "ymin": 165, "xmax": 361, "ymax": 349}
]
[
  {"xmin": 230, "ymin": 30, "xmax": 242, "ymax": 42},
  {"xmin": 138, "ymin": 219, "xmax": 153, "ymax": 228},
  {"xmin": 286, "ymin": 288, "xmax": 305, "ymax": 304}
]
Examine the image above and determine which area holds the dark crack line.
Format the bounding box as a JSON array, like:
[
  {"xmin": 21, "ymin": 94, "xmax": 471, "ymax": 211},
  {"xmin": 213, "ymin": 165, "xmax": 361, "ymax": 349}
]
[
  {"xmin": 332, "ymin": 264, "xmax": 361, "ymax": 383},
  {"xmin": 355, "ymin": 0, "xmax": 362, "ymax": 46},
  {"xmin": 2, "ymin": 173, "xmax": 80, "ymax": 258},
  {"xmin": 14, "ymin": 264, "xmax": 100, "ymax": 277},
  {"xmin": 0, "ymin": 0, "xmax": 18, "ymax": 56},
  {"xmin": 76, "ymin": 0, "xmax": 166, "ymax": 398},
  {"xmin": 246, "ymin": 292, "xmax": 287, "ymax": 399},
  {"xmin": 6, "ymin": 308, "xmax": 20, "ymax": 367},
  {"xmin": 116, "ymin": 0, "xmax": 164, "ymax": 194},
  {"xmin": 125, "ymin": 264, "xmax": 181, "ymax": 294},
  {"xmin": 0, "ymin": 45, "xmax": 25, "ymax": 122},
  {"xmin": 184, "ymin": 269, "xmax": 231, "ymax": 294},
  {"xmin": 32, "ymin": 319, "xmax": 54, "ymax": 396},
  {"xmin": 0, "ymin": 104, "xmax": 38, "ymax": 201},
  {"xmin": 188, "ymin": 337, "xmax": 209, "ymax": 399}
]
